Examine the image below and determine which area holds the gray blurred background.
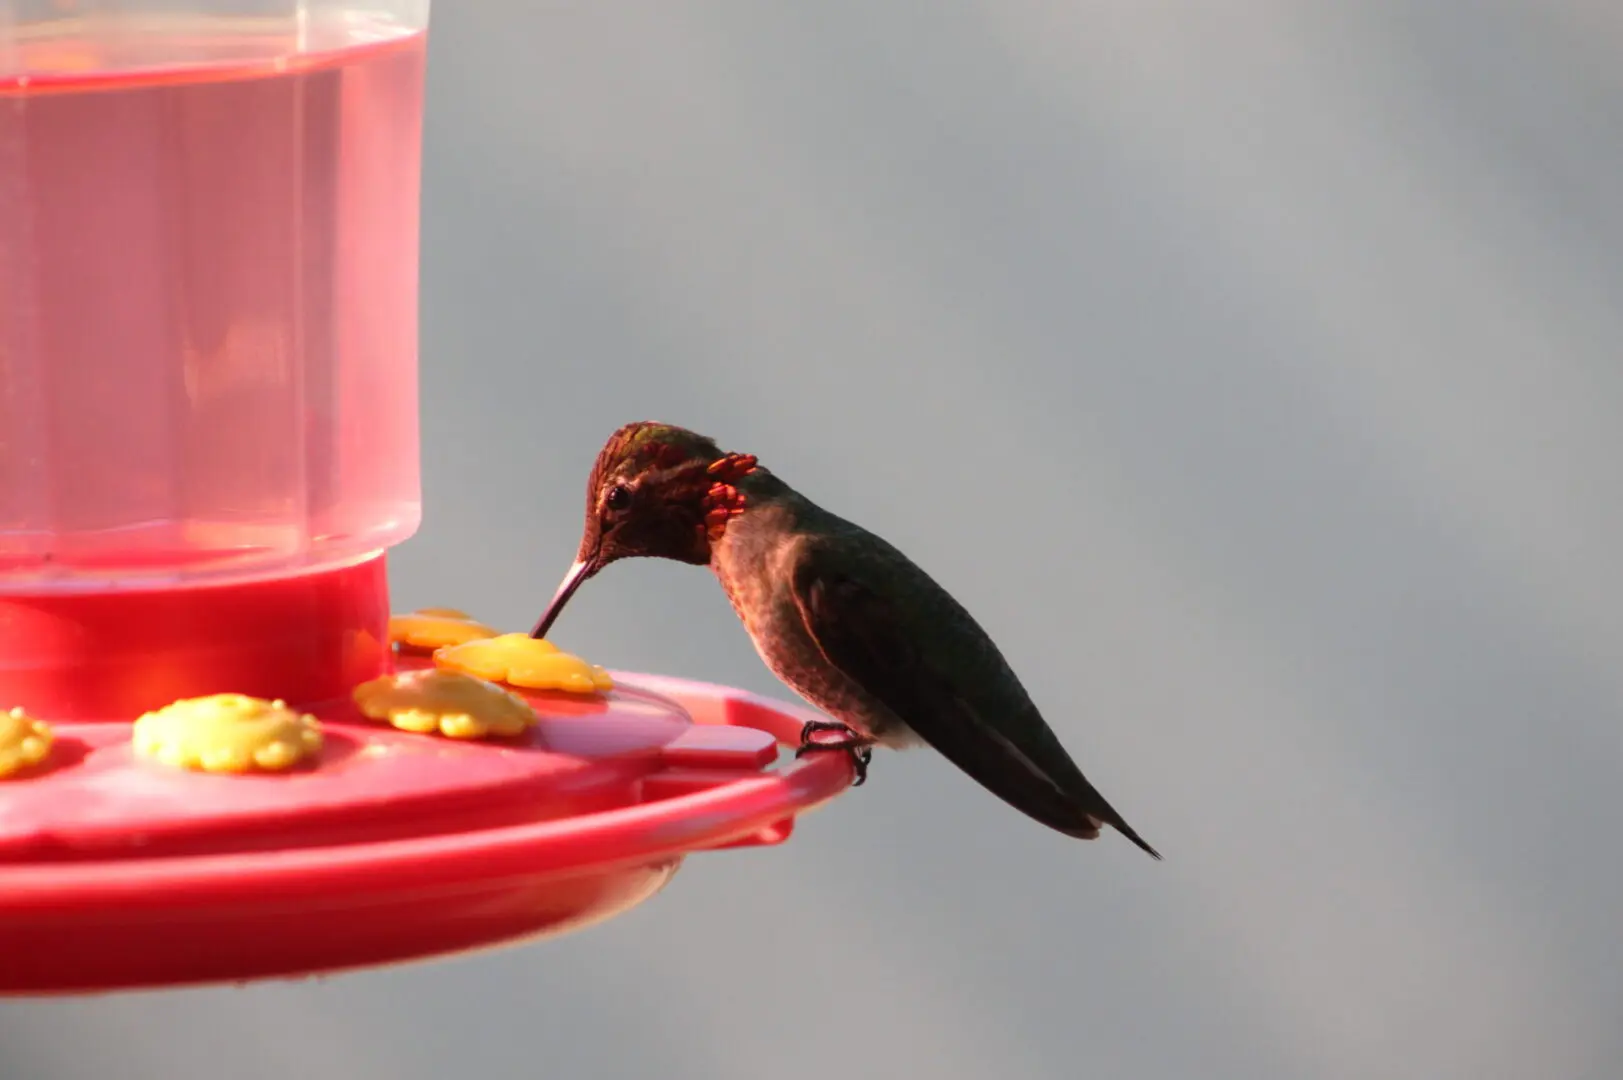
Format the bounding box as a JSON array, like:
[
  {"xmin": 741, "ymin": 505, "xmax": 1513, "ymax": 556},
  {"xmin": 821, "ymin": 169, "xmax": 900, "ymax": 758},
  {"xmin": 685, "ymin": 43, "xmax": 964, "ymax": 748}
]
[{"xmin": 6, "ymin": 2, "xmax": 1623, "ymax": 1078}]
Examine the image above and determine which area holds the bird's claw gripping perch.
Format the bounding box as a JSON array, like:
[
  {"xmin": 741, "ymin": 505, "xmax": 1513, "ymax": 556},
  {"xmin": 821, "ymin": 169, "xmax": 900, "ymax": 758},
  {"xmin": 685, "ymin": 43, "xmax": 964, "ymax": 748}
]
[{"xmin": 795, "ymin": 719, "xmax": 875, "ymax": 787}]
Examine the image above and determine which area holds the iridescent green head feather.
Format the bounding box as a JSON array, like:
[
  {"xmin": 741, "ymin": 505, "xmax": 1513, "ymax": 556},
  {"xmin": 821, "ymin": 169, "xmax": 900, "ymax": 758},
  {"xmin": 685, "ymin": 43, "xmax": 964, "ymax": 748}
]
[{"xmin": 586, "ymin": 422, "xmax": 725, "ymax": 495}]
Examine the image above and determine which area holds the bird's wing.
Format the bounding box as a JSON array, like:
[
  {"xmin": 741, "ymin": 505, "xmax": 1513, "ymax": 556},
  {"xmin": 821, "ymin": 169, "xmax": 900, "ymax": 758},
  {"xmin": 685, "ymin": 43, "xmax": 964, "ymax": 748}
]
[{"xmin": 789, "ymin": 543, "xmax": 1156, "ymax": 853}]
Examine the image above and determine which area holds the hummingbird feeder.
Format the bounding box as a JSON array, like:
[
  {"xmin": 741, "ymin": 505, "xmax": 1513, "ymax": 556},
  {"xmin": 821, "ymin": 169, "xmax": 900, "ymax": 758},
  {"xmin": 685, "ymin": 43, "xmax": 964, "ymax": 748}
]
[{"xmin": 0, "ymin": 1, "xmax": 854, "ymax": 997}]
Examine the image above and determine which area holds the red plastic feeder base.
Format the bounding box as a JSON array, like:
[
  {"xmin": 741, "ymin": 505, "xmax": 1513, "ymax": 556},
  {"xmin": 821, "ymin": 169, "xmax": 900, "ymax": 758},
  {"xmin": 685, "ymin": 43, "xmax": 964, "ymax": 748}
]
[{"xmin": 0, "ymin": 557, "xmax": 856, "ymax": 996}]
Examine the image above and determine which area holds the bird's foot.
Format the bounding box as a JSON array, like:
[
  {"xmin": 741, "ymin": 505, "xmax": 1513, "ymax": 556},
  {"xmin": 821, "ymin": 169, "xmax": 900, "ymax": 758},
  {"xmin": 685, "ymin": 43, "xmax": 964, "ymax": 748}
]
[{"xmin": 795, "ymin": 720, "xmax": 875, "ymax": 787}]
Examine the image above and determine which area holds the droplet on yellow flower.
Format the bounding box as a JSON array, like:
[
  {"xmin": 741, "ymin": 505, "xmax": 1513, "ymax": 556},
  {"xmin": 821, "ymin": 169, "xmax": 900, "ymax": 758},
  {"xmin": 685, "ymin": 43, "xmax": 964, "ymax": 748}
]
[
  {"xmin": 352, "ymin": 668, "xmax": 539, "ymax": 740},
  {"xmin": 388, "ymin": 608, "xmax": 500, "ymax": 654},
  {"xmin": 434, "ymin": 633, "xmax": 614, "ymax": 695},
  {"xmin": 0, "ymin": 707, "xmax": 54, "ymax": 778},
  {"xmin": 132, "ymin": 694, "xmax": 323, "ymax": 774}
]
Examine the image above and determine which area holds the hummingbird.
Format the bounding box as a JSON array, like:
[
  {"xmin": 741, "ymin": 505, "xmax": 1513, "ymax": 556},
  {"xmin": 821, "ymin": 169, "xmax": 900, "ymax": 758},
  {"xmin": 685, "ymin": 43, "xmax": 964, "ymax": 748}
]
[{"xmin": 531, "ymin": 422, "xmax": 1161, "ymax": 858}]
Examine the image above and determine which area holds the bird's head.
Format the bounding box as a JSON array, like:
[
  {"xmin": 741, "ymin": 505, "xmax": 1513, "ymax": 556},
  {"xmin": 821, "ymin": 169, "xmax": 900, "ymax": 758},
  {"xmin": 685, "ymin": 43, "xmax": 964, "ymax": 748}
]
[{"xmin": 530, "ymin": 421, "xmax": 762, "ymax": 639}]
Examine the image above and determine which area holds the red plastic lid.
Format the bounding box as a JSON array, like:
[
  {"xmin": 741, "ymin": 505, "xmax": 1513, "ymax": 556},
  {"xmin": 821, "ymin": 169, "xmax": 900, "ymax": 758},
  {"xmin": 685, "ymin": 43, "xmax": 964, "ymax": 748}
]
[
  {"xmin": 0, "ymin": 556, "xmax": 393, "ymax": 722},
  {"xmin": 1, "ymin": 669, "xmax": 765, "ymax": 861},
  {"xmin": 0, "ymin": 668, "xmax": 854, "ymax": 995}
]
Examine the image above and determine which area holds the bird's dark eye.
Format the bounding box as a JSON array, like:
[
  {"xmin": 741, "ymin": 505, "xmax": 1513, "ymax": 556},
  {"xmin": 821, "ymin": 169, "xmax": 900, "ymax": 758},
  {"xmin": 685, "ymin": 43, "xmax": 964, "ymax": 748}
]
[{"xmin": 605, "ymin": 484, "xmax": 633, "ymax": 512}]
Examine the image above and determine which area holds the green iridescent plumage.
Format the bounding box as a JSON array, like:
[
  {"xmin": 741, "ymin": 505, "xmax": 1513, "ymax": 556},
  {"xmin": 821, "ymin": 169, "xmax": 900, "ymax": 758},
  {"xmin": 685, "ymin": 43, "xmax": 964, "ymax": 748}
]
[{"xmin": 591, "ymin": 422, "xmax": 724, "ymax": 483}]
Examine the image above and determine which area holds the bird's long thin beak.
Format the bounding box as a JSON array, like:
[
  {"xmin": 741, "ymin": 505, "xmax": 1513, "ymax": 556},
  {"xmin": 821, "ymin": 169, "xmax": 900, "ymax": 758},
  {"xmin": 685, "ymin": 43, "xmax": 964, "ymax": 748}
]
[{"xmin": 530, "ymin": 558, "xmax": 594, "ymax": 639}]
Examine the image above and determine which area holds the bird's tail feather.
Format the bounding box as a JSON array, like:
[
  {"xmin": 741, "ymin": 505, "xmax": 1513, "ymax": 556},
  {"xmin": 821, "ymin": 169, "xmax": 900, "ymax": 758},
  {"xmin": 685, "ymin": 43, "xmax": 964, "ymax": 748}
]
[{"xmin": 923, "ymin": 718, "xmax": 1162, "ymax": 859}]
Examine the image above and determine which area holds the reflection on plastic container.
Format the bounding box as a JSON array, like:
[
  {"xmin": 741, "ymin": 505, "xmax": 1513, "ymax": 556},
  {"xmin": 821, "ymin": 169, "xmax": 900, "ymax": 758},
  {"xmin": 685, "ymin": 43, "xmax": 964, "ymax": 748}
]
[{"xmin": 0, "ymin": 3, "xmax": 429, "ymax": 592}]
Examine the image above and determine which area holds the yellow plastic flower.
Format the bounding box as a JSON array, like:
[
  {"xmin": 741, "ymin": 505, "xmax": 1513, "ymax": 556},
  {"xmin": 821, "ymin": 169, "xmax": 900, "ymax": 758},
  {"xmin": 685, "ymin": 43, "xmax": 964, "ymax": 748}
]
[
  {"xmin": 0, "ymin": 707, "xmax": 54, "ymax": 778},
  {"xmin": 388, "ymin": 607, "xmax": 499, "ymax": 654},
  {"xmin": 434, "ymin": 633, "xmax": 614, "ymax": 695},
  {"xmin": 353, "ymin": 668, "xmax": 539, "ymax": 739},
  {"xmin": 133, "ymin": 694, "xmax": 324, "ymax": 773}
]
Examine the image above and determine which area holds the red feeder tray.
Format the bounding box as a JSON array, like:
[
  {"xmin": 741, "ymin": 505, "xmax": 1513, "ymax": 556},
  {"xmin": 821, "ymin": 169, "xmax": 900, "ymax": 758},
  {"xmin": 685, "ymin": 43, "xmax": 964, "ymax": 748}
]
[{"xmin": 0, "ymin": 557, "xmax": 856, "ymax": 996}]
